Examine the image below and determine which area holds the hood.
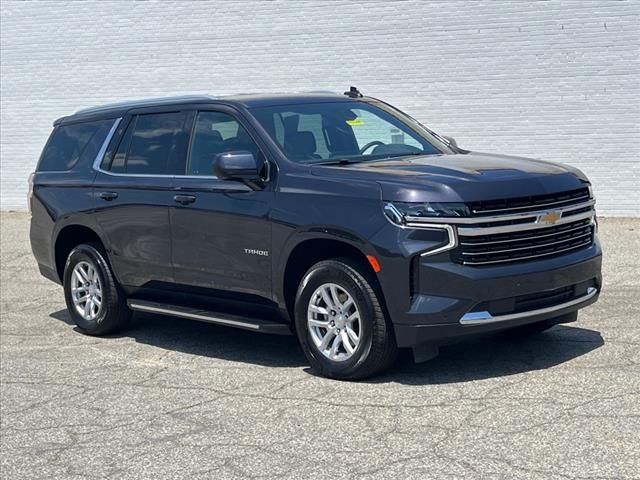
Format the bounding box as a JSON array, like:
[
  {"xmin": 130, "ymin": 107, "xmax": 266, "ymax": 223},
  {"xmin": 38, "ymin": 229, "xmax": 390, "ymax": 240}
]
[{"xmin": 310, "ymin": 152, "xmax": 589, "ymax": 203}]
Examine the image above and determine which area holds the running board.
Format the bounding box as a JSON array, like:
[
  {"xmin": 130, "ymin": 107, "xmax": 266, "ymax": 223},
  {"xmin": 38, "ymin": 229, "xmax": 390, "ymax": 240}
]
[{"xmin": 127, "ymin": 300, "xmax": 292, "ymax": 335}]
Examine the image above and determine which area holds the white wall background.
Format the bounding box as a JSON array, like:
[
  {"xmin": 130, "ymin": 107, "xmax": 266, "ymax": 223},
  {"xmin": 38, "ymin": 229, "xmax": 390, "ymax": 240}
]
[{"xmin": 1, "ymin": 0, "xmax": 638, "ymax": 215}]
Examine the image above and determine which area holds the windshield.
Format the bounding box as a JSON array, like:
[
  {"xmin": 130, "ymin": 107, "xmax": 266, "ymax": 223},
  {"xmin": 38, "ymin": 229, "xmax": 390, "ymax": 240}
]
[{"xmin": 250, "ymin": 100, "xmax": 454, "ymax": 164}]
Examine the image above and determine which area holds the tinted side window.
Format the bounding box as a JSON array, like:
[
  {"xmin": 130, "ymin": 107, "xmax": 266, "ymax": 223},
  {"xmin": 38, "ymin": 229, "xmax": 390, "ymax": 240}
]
[
  {"xmin": 38, "ymin": 119, "xmax": 113, "ymax": 172},
  {"xmin": 124, "ymin": 112, "xmax": 188, "ymax": 175},
  {"xmin": 187, "ymin": 112, "xmax": 260, "ymax": 176}
]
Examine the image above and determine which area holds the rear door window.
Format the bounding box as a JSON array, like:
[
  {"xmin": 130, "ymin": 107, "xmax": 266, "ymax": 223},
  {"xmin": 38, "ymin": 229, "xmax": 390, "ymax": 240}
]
[
  {"xmin": 38, "ymin": 119, "xmax": 113, "ymax": 172},
  {"xmin": 124, "ymin": 112, "xmax": 189, "ymax": 175}
]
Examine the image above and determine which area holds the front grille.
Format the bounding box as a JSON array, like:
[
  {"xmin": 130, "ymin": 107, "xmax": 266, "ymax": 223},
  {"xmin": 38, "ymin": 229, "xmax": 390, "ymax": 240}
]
[
  {"xmin": 467, "ymin": 187, "xmax": 590, "ymax": 216},
  {"xmin": 453, "ymin": 217, "xmax": 594, "ymax": 266},
  {"xmin": 403, "ymin": 185, "xmax": 596, "ymax": 267}
]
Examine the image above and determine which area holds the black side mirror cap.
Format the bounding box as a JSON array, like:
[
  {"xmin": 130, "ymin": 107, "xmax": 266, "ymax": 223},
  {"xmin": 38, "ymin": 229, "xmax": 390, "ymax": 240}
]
[{"xmin": 213, "ymin": 151, "xmax": 261, "ymax": 181}]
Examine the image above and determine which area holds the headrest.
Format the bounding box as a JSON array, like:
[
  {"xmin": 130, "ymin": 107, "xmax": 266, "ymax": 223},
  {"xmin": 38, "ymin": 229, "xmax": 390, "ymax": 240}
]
[{"xmin": 285, "ymin": 131, "xmax": 317, "ymax": 155}]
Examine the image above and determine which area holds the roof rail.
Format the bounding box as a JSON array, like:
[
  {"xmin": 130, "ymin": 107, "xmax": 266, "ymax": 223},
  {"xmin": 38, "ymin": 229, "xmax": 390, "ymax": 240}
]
[
  {"xmin": 302, "ymin": 90, "xmax": 339, "ymax": 95},
  {"xmin": 74, "ymin": 94, "xmax": 217, "ymax": 115}
]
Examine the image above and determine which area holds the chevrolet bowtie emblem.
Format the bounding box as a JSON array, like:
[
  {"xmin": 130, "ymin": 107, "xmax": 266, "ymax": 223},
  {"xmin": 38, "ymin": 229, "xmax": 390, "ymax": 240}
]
[{"xmin": 537, "ymin": 210, "xmax": 562, "ymax": 225}]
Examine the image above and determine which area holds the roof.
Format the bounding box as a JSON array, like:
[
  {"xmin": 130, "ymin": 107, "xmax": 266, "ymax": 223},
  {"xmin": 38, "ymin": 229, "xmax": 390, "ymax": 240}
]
[
  {"xmin": 221, "ymin": 92, "xmax": 355, "ymax": 107},
  {"xmin": 74, "ymin": 95, "xmax": 217, "ymax": 116},
  {"xmin": 58, "ymin": 91, "xmax": 358, "ymax": 125}
]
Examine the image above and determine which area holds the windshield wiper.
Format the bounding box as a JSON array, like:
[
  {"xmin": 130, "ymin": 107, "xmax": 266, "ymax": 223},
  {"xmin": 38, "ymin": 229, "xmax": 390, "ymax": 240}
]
[
  {"xmin": 313, "ymin": 158, "xmax": 365, "ymax": 166},
  {"xmin": 380, "ymin": 152, "xmax": 428, "ymax": 160},
  {"xmin": 314, "ymin": 153, "xmax": 427, "ymax": 166}
]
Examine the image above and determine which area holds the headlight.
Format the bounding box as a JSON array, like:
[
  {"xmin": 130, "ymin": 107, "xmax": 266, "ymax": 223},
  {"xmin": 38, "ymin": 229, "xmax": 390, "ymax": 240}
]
[
  {"xmin": 384, "ymin": 201, "xmax": 469, "ymax": 225},
  {"xmin": 587, "ymin": 184, "xmax": 597, "ymax": 232},
  {"xmin": 27, "ymin": 172, "xmax": 35, "ymax": 214},
  {"xmin": 383, "ymin": 202, "xmax": 460, "ymax": 256}
]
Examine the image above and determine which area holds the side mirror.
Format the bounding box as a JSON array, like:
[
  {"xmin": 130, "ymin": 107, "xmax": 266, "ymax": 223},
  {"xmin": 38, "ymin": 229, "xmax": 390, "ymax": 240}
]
[
  {"xmin": 442, "ymin": 135, "xmax": 458, "ymax": 148},
  {"xmin": 213, "ymin": 151, "xmax": 261, "ymax": 181}
]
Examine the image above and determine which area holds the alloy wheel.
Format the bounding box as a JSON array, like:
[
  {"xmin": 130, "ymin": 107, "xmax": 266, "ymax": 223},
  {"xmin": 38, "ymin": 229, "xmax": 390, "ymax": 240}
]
[
  {"xmin": 70, "ymin": 260, "xmax": 103, "ymax": 321},
  {"xmin": 307, "ymin": 283, "xmax": 361, "ymax": 362}
]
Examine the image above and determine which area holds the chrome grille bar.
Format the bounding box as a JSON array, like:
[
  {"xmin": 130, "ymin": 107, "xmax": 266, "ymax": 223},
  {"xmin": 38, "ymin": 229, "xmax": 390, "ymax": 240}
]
[
  {"xmin": 470, "ymin": 191, "xmax": 591, "ymax": 215},
  {"xmin": 459, "ymin": 221, "xmax": 591, "ymax": 246},
  {"xmin": 457, "ymin": 210, "xmax": 594, "ymax": 237},
  {"xmin": 405, "ymin": 199, "xmax": 595, "ymax": 227},
  {"xmin": 467, "ymin": 187, "xmax": 591, "ymax": 216},
  {"xmin": 395, "ymin": 189, "xmax": 596, "ymax": 267},
  {"xmin": 458, "ymin": 193, "xmax": 594, "ymax": 267},
  {"xmin": 460, "ymin": 230, "xmax": 592, "ymax": 256},
  {"xmin": 460, "ymin": 238, "xmax": 593, "ymax": 266}
]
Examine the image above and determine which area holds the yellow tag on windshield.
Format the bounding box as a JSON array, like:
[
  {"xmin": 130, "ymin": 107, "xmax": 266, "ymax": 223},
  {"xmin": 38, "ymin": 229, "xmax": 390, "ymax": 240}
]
[{"xmin": 346, "ymin": 119, "xmax": 364, "ymax": 126}]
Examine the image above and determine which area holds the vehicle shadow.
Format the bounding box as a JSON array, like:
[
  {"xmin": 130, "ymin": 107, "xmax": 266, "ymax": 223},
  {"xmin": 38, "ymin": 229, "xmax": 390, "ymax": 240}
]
[
  {"xmin": 372, "ymin": 325, "xmax": 604, "ymax": 385},
  {"xmin": 50, "ymin": 309, "xmax": 307, "ymax": 368},
  {"xmin": 49, "ymin": 310, "xmax": 603, "ymax": 382}
]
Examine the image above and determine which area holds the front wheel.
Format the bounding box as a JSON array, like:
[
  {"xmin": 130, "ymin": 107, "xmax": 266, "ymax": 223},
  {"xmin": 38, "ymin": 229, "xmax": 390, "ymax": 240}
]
[{"xmin": 294, "ymin": 258, "xmax": 397, "ymax": 380}]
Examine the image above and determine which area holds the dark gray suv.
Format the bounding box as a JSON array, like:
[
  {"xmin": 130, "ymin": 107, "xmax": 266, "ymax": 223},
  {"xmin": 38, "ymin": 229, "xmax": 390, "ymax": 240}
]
[{"xmin": 30, "ymin": 88, "xmax": 602, "ymax": 379}]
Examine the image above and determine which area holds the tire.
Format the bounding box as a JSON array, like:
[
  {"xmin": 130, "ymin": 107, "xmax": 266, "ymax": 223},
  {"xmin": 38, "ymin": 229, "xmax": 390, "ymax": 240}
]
[
  {"xmin": 63, "ymin": 243, "xmax": 131, "ymax": 335},
  {"xmin": 294, "ymin": 258, "xmax": 397, "ymax": 380}
]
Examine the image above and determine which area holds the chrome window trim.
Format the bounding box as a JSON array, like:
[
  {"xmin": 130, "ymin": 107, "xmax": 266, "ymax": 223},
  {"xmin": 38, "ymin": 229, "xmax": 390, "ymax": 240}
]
[
  {"xmin": 92, "ymin": 113, "xmax": 271, "ymax": 182},
  {"xmin": 404, "ymin": 199, "xmax": 595, "ymax": 226},
  {"xmin": 91, "ymin": 117, "xmax": 122, "ymax": 171},
  {"xmin": 92, "ymin": 117, "xmax": 223, "ymax": 180},
  {"xmin": 93, "ymin": 117, "xmax": 224, "ymax": 180},
  {"xmin": 460, "ymin": 287, "xmax": 598, "ymax": 325}
]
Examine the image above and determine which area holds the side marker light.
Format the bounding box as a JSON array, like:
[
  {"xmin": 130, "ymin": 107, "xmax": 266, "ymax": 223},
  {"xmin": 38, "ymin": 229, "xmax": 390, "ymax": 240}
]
[{"xmin": 367, "ymin": 255, "xmax": 381, "ymax": 273}]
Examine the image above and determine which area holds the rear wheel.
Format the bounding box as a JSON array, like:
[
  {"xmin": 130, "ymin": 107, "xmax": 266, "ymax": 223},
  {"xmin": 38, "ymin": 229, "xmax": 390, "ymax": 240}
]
[
  {"xmin": 63, "ymin": 243, "xmax": 130, "ymax": 335},
  {"xmin": 294, "ymin": 258, "xmax": 397, "ymax": 380}
]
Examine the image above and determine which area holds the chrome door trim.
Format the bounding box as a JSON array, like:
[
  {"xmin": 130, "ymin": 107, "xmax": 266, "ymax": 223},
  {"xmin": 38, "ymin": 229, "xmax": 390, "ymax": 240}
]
[{"xmin": 92, "ymin": 117, "xmax": 122, "ymax": 171}]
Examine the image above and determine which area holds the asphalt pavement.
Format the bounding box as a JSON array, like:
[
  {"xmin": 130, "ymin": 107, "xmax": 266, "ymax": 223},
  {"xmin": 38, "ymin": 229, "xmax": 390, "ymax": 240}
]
[{"xmin": 1, "ymin": 212, "xmax": 638, "ymax": 479}]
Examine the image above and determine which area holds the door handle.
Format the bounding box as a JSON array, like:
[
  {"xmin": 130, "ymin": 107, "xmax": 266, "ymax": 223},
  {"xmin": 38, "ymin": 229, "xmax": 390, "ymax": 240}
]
[
  {"xmin": 173, "ymin": 194, "xmax": 196, "ymax": 205},
  {"xmin": 99, "ymin": 192, "xmax": 118, "ymax": 201}
]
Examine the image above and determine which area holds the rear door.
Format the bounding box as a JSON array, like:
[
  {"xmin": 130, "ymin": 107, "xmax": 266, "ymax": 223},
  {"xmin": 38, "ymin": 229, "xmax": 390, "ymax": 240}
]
[
  {"xmin": 169, "ymin": 107, "xmax": 273, "ymax": 299},
  {"xmin": 92, "ymin": 109, "xmax": 192, "ymax": 287}
]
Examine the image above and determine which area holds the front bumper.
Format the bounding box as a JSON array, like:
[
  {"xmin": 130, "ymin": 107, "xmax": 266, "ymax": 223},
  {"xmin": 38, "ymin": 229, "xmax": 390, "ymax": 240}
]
[
  {"xmin": 391, "ymin": 240, "xmax": 602, "ymax": 348},
  {"xmin": 459, "ymin": 286, "xmax": 597, "ymax": 325}
]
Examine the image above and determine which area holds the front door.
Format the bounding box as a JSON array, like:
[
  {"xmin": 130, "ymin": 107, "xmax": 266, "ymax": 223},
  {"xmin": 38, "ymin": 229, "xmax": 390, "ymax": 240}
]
[{"xmin": 170, "ymin": 109, "xmax": 273, "ymax": 299}]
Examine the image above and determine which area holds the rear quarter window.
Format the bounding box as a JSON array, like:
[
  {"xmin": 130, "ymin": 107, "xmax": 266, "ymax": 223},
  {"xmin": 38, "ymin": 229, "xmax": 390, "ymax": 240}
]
[{"xmin": 37, "ymin": 119, "xmax": 113, "ymax": 172}]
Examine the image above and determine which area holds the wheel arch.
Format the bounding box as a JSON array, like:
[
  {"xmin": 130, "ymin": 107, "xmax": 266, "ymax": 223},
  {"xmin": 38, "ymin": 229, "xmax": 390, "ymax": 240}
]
[
  {"xmin": 53, "ymin": 224, "xmax": 108, "ymax": 281},
  {"xmin": 280, "ymin": 234, "xmax": 385, "ymax": 322}
]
